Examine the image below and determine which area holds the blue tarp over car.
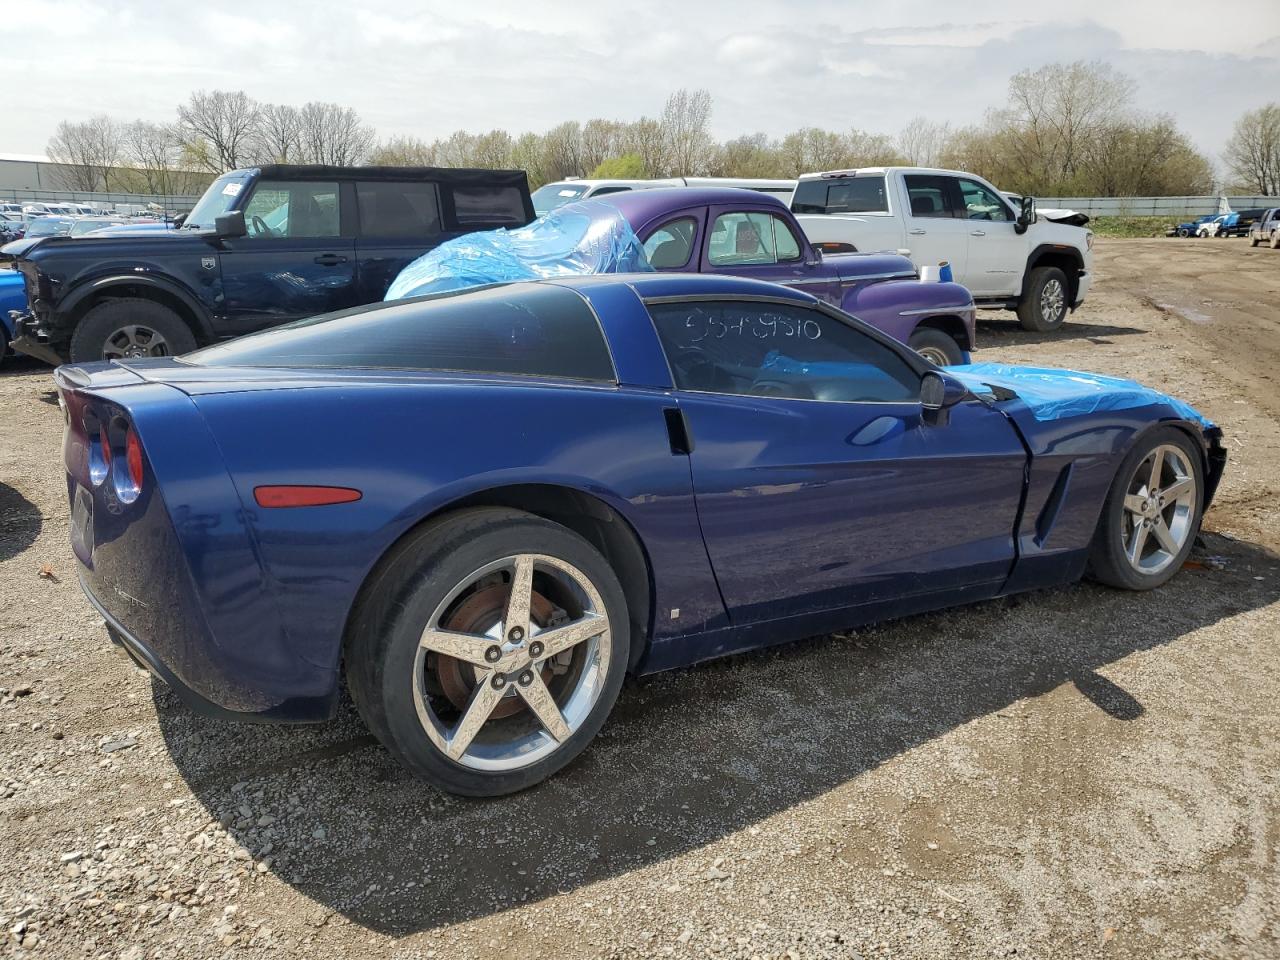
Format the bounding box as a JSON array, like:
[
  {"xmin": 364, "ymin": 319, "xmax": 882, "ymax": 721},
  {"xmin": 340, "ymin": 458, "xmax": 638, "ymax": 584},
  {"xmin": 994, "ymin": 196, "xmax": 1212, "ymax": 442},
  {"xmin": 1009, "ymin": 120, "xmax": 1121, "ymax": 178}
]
[
  {"xmin": 948, "ymin": 363, "xmax": 1214, "ymax": 427},
  {"xmin": 385, "ymin": 200, "xmax": 653, "ymax": 301}
]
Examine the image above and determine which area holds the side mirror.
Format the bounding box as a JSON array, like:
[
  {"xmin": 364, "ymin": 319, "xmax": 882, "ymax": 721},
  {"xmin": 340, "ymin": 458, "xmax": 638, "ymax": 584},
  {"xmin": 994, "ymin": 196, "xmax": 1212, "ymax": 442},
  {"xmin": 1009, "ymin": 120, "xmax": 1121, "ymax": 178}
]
[
  {"xmin": 172, "ymin": 213, "xmax": 186, "ymax": 229},
  {"xmin": 213, "ymin": 210, "xmax": 247, "ymax": 239},
  {"xmin": 1015, "ymin": 195, "xmax": 1037, "ymax": 235},
  {"xmin": 805, "ymin": 245, "xmax": 823, "ymax": 268},
  {"xmin": 920, "ymin": 370, "xmax": 969, "ymax": 427}
]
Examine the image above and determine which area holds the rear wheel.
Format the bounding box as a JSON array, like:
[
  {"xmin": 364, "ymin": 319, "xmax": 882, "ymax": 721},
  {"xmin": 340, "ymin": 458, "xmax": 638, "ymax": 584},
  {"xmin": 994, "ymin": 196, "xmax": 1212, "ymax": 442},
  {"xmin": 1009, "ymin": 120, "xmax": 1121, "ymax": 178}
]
[
  {"xmin": 70, "ymin": 298, "xmax": 197, "ymax": 363},
  {"xmin": 1016, "ymin": 266, "xmax": 1069, "ymax": 332},
  {"xmin": 345, "ymin": 508, "xmax": 629, "ymax": 796},
  {"xmin": 1252, "ymin": 235, "xmax": 1261, "ymax": 247},
  {"xmin": 908, "ymin": 327, "xmax": 964, "ymax": 366},
  {"xmin": 1272, "ymin": 232, "xmax": 1280, "ymax": 249},
  {"xmin": 1087, "ymin": 427, "xmax": 1203, "ymax": 591},
  {"xmin": 1178, "ymin": 228, "xmax": 1191, "ymax": 237}
]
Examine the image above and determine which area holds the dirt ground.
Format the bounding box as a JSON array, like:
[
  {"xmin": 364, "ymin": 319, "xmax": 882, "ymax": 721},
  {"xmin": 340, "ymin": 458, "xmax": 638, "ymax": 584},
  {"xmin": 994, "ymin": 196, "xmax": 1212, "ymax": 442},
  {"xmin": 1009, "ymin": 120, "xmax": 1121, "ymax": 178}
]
[{"xmin": 1, "ymin": 238, "xmax": 1278, "ymax": 960}]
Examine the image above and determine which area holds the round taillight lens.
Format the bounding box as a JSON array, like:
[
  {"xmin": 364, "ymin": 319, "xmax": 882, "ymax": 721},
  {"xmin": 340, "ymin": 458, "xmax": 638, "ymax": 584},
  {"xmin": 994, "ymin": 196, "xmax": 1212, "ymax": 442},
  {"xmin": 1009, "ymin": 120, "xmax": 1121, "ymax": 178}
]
[{"xmin": 126, "ymin": 428, "xmax": 143, "ymax": 490}]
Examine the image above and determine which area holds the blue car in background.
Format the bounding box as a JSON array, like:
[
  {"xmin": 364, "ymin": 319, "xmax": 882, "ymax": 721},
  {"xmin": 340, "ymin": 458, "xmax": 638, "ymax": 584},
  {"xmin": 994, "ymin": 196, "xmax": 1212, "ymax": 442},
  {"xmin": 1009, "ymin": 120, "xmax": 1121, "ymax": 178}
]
[
  {"xmin": 1, "ymin": 268, "xmax": 26, "ymax": 365},
  {"xmin": 56, "ymin": 273, "xmax": 1225, "ymax": 796}
]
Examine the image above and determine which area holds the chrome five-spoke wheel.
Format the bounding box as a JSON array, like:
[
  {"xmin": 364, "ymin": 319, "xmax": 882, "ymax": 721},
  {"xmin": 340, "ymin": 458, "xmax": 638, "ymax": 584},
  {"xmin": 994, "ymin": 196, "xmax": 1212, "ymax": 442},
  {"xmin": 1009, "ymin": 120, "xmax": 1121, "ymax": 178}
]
[
  {"xmin": 346, "ymin": 508, "xmax": 629, "ymax": 795},
  {"xmin": 1120, "ymin": 444, "xmax": 1197, "ymax": 575},
  {"xmin": 413, "ymin": 554, "xmax": 611, "ymax": 770}
]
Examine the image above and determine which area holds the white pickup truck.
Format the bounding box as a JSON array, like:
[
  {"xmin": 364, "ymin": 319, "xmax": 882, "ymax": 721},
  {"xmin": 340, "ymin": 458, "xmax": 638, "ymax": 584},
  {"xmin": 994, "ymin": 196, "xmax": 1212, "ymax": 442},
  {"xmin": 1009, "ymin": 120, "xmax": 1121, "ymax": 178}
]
[{"xmin": 792, "ymin": 167, "xmax": 1094, "ymax": 332}]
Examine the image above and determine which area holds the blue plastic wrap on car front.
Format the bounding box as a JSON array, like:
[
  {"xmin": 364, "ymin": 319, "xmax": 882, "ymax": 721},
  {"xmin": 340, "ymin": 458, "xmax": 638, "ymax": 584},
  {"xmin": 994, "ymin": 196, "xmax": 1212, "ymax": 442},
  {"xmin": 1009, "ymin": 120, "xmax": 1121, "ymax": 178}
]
[
  {"xmin": 385, "ymin": 200, "xmax": 654, "ymax": 300},
  {"xmin": 947, "ymin": 363, "xmax": 1215, "ymax": 428}
]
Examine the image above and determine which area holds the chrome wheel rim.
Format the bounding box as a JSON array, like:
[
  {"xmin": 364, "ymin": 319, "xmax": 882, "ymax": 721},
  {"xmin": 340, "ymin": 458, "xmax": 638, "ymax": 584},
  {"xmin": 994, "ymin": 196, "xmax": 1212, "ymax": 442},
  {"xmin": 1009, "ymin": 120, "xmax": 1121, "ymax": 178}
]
[
  {"xmin": 412, "ymin": 554, "xmax": 611, "ymax": 771},
  {"xmin": 103, "ymin": 325, "xmax": 171, "ymax": 360},
  {"xmin": 915, "ymin": 345, "xmax": 952, "ymax": 367},
  {"xmin": 1121, "ymin": 444, "xmax": 1197, "ymax": 575},
  {"xmin": 1040, "ymin": 278, "xmax": 1065, "ymax": 324}
]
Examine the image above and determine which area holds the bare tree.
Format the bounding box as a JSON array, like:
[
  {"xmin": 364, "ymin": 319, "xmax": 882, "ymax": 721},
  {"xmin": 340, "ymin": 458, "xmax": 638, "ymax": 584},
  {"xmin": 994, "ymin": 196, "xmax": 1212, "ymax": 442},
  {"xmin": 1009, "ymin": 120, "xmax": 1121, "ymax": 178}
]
[
  {"xmin": 472, "ymin": 129, "xmax": 514, "ymax": 168},
  {"xmin": 897, "ymin": 116, "xmax": 952, "ymax": 167},
  {"xmin": 47, "ymin": 115, "xmax": 123, "ymax": 191},
  {"xmin": 510, "ymin": 132, "xmax": 551, "ymax": 187},
  {"xmin": 1224, "ymin": 103, "xmax": 1280, "ymax": 195},
  {"xmin": 581, "ymin": 119, "xmax": 625, "ymax": 173},
  {"xmin": 434, "ymin": 130, "xmax": 480, "ymax": 167},
  {"xmin": 623, "ymin": 117, "xmax": 668, "ymax": 178},
  {"xmin": 178, "ymin": 90, "xmax": 260, "ymax": 173},
  {"xmin": 661, "ymin": 88, "xmax": 713, "ymax": 176},
  {"xmin": 296, "ymin": 102, "xmax": 374, "ymax": 165},
  {"xmin": 122, "ymin": 120, "xmax": 186, "ymax": 195},
  {"xmin": 369, "ymin": 136, "xmax": 438, "ymax": 166},
  {"xmin": 253, "ymin": 103, "xmax": 303, "ymax": 163},
  {"xmin": 541, "ymin": 121, "xmax": 584, "ymax": 181}
]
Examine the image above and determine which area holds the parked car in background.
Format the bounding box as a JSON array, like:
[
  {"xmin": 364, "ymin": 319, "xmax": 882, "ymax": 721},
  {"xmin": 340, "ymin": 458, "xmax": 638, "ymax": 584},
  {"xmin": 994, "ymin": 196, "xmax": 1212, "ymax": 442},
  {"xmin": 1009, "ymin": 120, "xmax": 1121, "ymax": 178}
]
[
  {"xmin": 1167, "ymin": 214, "xmax": 1217, "ymax": 237},
  {"xmin": 0, "ymin": 214, "xmax": 24, "ymax": 243},
  {"xmin": 531, "ymin": 179, "xmax": 671, "ymax": 215},
  {"xmin": 391, "ymin": 188, "xmax": 978, "ymax": 365},
  {"xmin": 0, "ymin": 268, "xmax": 25, "ymax": 365},
  {"xmin": 1250, "ymin": 207, "xmax": 1280, "ymax": 248},
  {"xmin": 55, "ymin": 273, "xmax": 1225, "ymax": 795},
  {"xmin": 1196, "ymin": 213, "xmax": 1237, "ymax": 237},
  {"xmin": 67, "ymin": 217, "xmax": 127, "ymax": 237},
  {"xmin": 1, "ymin": 203, "xmax": 24, "ymax": 218},
  {"xmin": 16, "ymin": 216, "xmax": 74, "ymax": 239},
  {"xmin": 791, "ymin": 167, "xmax": 1094, "ymax": 331},
  {"xmin": 1, "ymin": 163, "xmax": 534, "ymax": 363}
]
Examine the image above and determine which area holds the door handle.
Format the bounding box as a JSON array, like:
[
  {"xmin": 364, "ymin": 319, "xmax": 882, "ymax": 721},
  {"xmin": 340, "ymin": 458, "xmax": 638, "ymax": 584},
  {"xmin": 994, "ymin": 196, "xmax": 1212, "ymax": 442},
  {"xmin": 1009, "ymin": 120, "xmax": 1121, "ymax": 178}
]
[
  {"xmin": 313, "ymin": 253, "xmax": 349, "ymax": 266},
  {"xmin": 908, "ymin": 228, "xmax": 926, "ymax": 236},
  {"xmin": 970, "ymin": 230, "xmax": 986, "ymax": 237}
]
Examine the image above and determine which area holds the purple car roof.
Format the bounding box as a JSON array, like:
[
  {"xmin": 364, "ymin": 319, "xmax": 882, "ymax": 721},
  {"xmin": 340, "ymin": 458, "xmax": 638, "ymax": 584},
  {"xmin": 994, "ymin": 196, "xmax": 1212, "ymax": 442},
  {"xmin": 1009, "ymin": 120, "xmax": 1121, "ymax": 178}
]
[{"xmin": 592, "ymin": 187, "xmax": 788, "ymax": 228}]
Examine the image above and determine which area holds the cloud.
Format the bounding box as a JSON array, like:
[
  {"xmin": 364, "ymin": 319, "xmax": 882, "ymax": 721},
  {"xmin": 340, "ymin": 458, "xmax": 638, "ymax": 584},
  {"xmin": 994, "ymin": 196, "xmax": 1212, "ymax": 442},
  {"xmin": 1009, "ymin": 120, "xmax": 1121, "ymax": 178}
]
[{"xmin": 4, "ymin": 0, "xmax": 1278, "ymax": 165}]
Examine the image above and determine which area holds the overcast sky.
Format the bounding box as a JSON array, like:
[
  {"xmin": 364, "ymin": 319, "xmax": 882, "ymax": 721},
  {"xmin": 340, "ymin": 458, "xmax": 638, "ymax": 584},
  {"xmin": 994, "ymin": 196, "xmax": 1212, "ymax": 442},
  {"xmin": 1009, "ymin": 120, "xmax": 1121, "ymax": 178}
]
[{"xmin": 7, "ymin": 0, "xmax": 1279, "ymax": 164}]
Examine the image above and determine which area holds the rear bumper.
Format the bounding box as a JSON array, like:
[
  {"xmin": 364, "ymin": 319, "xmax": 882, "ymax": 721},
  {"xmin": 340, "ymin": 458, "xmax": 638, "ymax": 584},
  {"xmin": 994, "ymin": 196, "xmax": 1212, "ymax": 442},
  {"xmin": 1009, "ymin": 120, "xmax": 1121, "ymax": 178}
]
[
  {"xmin": 82, "ymin": 575, "xmax": 267, "ymax": 723},
  {"xmin": 81, "ymin": 574, "xmax": 332, "ymax": 725}
]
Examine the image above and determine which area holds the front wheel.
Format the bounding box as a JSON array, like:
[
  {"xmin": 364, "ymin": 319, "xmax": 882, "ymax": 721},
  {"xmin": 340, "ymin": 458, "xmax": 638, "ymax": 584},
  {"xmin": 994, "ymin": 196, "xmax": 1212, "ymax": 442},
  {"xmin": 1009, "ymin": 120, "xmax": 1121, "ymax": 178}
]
[
  {"xmin": 1178, "ymin": 228, "xmax": 1191, "ymax": 238},
  {"xmin": 1087, "ymin": 427, "xmax": 1204, "ymax": 591},
  {"xmin": 345, "ymin": 508, "xmax": 629, "ymax": 796},
  {"xmin": 1016, "ymin": 266, "xmax": 1070, "ymax": 332},
  {"xmin": 908, "ymin": 327, "xmax": 964, "ymax": 366},
  {"xmin": 70, "ymin": 298, "xmax": 197, "ymax": 363}
]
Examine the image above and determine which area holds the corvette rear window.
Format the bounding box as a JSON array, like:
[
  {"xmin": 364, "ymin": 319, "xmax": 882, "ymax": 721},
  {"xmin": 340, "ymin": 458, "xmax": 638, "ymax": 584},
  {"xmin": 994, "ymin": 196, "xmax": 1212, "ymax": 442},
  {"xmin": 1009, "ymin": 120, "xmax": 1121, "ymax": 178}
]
[{"xmin": 185, "ymin": 284, "xmax": 616, "ymax": 381}]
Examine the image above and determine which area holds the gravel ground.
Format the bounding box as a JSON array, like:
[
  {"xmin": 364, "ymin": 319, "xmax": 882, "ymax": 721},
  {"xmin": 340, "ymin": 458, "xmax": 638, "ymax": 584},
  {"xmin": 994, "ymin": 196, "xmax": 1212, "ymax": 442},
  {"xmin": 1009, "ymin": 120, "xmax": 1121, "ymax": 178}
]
[{"xmin": 1, "ymin": 238, "xmax": 1278, "ymax": 960}]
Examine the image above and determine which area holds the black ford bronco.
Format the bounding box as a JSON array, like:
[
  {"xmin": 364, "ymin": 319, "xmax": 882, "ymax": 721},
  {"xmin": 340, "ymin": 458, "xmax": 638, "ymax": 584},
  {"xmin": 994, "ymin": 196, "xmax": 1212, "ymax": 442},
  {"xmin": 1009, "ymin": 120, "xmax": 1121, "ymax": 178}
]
[{"xmin": 2, "ymin": 164, "xmax": 534, "ymax": 363}]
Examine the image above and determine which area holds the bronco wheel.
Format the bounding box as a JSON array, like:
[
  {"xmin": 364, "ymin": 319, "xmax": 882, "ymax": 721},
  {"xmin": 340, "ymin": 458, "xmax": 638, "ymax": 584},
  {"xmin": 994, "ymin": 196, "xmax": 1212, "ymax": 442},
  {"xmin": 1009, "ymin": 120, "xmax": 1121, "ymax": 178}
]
[
  {"xmin": 1087, "ymin": 427, "xmax": 1203, "ymax": 591},
  {"xmin": 345, "ymin": 508, "xmax": 629, "ymax": 796},
  {"xmin": 908, "ymin": 328, "xmax": 964, "ymax": 366},
  {"xmin": 1016, "ymin": 266, "xmax": 1069, "ymax": 332},
  {"xmin": 70, "ymin": 298, "xmax": 198, "ymax": 363}
]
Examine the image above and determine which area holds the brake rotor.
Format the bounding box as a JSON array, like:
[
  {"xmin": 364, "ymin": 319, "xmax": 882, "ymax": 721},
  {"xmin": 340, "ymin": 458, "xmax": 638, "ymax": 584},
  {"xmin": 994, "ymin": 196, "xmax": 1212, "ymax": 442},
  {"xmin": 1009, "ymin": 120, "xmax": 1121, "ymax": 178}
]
[{"xmin": 435, "ymin": 584, "xmax": 557, "ymax": 719}]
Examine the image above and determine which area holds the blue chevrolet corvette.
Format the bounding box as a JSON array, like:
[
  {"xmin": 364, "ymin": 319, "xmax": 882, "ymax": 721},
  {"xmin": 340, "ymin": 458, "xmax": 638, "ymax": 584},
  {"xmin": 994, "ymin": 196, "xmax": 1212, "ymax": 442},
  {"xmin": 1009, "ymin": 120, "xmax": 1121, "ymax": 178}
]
[{"xmin": 56, "ymin": 274, "xmax": 1225, "ymax": 795}]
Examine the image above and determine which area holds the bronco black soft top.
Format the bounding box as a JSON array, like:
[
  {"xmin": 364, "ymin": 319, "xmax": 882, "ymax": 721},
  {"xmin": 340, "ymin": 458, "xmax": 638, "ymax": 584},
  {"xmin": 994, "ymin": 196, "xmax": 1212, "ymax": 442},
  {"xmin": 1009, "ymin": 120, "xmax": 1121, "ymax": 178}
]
[{"xmin": 232, "ymin": 164, "xmax": 530, "ymax": 188}]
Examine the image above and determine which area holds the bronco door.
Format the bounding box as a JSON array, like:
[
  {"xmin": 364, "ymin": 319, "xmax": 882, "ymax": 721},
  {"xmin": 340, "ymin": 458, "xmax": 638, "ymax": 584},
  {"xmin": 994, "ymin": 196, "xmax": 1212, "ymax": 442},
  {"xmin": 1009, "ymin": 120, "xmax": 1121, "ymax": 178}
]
[
  {"xmin": 646, "ymin": 295, "xmax": 1026, "ymax": 624},
  {"xmin": 217, "ymin": 179, "xmax": 359, "ymax": 336}
]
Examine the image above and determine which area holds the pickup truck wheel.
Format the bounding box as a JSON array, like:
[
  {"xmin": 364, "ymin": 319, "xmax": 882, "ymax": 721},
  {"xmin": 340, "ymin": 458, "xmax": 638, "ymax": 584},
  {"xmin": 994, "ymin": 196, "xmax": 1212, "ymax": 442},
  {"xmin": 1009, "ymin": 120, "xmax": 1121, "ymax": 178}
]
[
  {"xmin": 70, "ymin": 299, "xmax": 197, "ymax": 363},
  {"xmin": 1016, "ymin": 266, "xmax": 1069, "ymax": 332},
  {"xmin": 907, "ymin": 328, "xmax": 963, "ymax": 366},
  {"xmin": 345, "ymin": 507, "xmax": 629, "ymax": 796},
  {"xmin": 1272, "ymin": 233, "xmax": 1280, "ymax": 249},
  {"xmin": 1252, "ymin": 235, "xmax": 1261, "ymax": 247},
  {"xmin": 1087, "ymin": 427, "xmax": 1203, "ymax": 591}
]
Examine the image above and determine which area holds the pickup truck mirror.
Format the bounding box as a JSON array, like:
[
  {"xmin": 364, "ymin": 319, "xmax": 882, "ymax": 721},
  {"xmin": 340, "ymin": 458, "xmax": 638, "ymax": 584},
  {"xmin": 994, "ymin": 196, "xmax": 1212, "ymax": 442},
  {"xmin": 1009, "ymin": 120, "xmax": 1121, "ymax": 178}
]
[
  {"xmin": 214, "ymin": 210, "xmax": 247, "ymax": 239},
  {"xmin": 1015, "ymin": 195, "xmax": 1037, "ymax": 234},
  {"xmin": 920, "ymin": 370, "xmax": 968, "ymax": 426}
]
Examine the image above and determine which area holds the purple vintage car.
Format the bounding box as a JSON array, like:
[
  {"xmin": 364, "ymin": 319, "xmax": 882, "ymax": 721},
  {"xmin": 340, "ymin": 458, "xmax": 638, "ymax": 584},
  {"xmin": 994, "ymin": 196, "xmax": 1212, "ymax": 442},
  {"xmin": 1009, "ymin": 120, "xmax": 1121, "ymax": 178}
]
[{"xmin": 390, "ymin": 188, "xmax": 977, "ymax": 366}]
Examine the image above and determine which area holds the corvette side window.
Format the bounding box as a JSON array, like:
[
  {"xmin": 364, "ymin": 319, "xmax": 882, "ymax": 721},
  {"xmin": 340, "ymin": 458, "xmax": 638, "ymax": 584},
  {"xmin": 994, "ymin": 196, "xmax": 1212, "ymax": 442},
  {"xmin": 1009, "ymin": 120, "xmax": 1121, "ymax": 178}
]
[{"xmin": 648, "ymin": 300, "xmax": 919, "ymax": 403}]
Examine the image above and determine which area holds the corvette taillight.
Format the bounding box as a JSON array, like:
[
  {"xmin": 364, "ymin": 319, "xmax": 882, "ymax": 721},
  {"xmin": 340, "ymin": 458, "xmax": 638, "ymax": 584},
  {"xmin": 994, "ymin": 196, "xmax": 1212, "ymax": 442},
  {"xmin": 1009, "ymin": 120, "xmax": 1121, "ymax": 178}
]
[
  {"xmin": 126, "ymin": 428, "xmax": 144, "ymax": 490},
  {"xmin": 100, "ymin": 425, "xmax": 112, "ymax": 466}
]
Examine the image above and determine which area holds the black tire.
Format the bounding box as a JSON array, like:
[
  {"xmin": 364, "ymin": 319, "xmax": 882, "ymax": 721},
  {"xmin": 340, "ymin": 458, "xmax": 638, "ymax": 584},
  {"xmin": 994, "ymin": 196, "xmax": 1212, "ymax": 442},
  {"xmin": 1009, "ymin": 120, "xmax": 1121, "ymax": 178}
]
[
  {"xmin": 907, "ymin": 327, "xmax": 964, "ymax": 366},
  {"xmin": 69, "ymin": 298, "xmax": 197, "ymax": 363},
  {"xmin": 1016, "ymin": 266, "xmax": 1069, "ymax": 332},
  {"xmin": 1178, "ymin": 228, "xmax": 1191, "ymax": 237},
  {"xmin": 1087, "ymin": 427, "xmax": 1204, "ymax": 591},
  {"xmin": 1252, "ymin": 235, "xmax": 1261, "ymax": 247},
  {"xmin": 1272, "ymin": 232, "xmax": 1280, "ymax": 249},
  {"xmin": 345, "ymin": 507, "xmax": 630, "ymax": 796}
]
